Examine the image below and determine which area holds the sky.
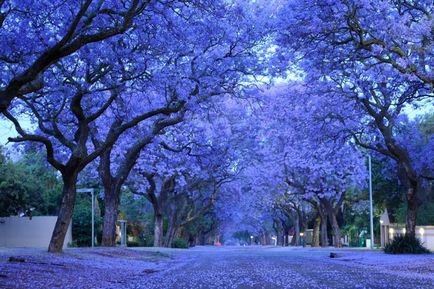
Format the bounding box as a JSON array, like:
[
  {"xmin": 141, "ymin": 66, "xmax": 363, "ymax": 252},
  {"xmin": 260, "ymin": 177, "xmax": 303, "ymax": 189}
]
[{"xmin": 0, "ymin": 116, "xmax": 32, "ymax": 147}]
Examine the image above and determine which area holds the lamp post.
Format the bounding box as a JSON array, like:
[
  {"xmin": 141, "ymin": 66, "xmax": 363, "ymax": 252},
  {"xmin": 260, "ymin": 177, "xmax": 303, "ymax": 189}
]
[
  {"xmin": 299, "ymin": 232, "xmax": 305, "ymax": 247},
  {"xmin": 368, "ymin": 155, "xmax": 374, "ymax": 249},
  {"xmin": 118, "ymin": 220, "xmax": 127, "ymax": 247},
  {"xmin": 250, "ymin": 235, "xmax": 254, "ymax": 245},
  {"xmin": 77, "ymin": 188, "xmax": 95, "ymax": 247}
]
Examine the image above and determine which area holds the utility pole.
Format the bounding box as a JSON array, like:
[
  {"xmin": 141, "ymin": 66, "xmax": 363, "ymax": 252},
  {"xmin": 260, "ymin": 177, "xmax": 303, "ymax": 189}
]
[{"xmin": 368, "ymin": 155, "xmax": 374, "ymax": 249}]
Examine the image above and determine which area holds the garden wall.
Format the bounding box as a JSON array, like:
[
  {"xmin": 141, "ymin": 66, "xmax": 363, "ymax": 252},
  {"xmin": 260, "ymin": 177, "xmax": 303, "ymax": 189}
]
[
  {"xmin": 381, "ymin": 224, "xmax": 434, "ymax": 251},
  {"xmin": 0, "ymin": 216, "xmax": 72, "ymax": 248}
]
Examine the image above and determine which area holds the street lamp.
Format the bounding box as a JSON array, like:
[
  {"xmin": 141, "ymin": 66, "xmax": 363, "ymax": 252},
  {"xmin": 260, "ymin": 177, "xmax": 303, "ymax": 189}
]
[
  {"xmin": 77, "ymin": 188, "xmax": 95, "ymax": 247},
  {"xmin": 389, "ymin": 228, "xmax": 394, "ymax": 238},
  {"xmin": 250, "ymin": 235, "xmax": 254, "ymax": 245},
  {"xmin": 299, "ymin": 232, "xmax": 305, "ymax": 247}
]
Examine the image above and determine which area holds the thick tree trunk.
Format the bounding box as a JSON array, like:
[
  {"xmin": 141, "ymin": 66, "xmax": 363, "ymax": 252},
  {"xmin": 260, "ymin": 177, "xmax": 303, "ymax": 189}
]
[
  {"xmin": 276, "ymin": 228, "xmax": 283, "ymax": 246},
  {"xmin": 273, "ymin": 220, "xmax": 282, "ymax": 246},
  {"xmin": 99, "ymin": 149, "xmax": 118, "ymax": 247},
  {"xmin": 259, "ymin": 231, "xmax": 263, "ymax": 245},
  {"xmin": 396, "ymin": 164, "xmax": 420, "ymax": 237},
  {"xmin": 164, "ymin": 223, "xmax": 179, "ymax": 247},
  {"xmin": 406, "ymin": 182, "xmax": 418, "ymax": 237},
  {"xmin": 380, "ymin": 128, "xmax": 421, "ymax": 237},
  {"xmin": 284, "ymin": 226, "xmax": 291, "ymax": 246},
  {"xmin": 153, "ymin": 214, "xmax": 163, "ymax": 247},
  {"xmin": 48, "ymin": 171, "xmax": 78, "ymax": 253},
  {"xmin": 312, "ymin": 214, "xmax": 321, "ymax": 247},
  {"xmin": 328, "ymin": 210, "xmax": 342, "ymax": 248},
  {"xmin": 320, "ymin": 212, "xmax": 328, "ymax": 247},
  {"xmin": 293, "ymin": 213, "xmax": 300, "ymax": 246},
  {"xmin": 101, "ymin": 186, "xmax": 120, "ymax": 246},
  {"xmin": 280, "ymin": 218, "xmax": 290, "ymax": 246}
]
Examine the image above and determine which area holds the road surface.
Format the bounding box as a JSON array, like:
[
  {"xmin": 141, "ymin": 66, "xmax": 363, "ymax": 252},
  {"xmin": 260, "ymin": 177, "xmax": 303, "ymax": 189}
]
[
  {"xmin": 1, "ymin": 246, "xmax": 433, "ymax": 288},
  {"xmin": 133, "ymin": 246, "xmax": 434, "ymax": 289}
]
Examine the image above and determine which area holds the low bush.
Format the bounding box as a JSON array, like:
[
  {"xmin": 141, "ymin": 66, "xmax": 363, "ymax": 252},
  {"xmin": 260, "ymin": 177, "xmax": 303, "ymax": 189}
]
[
  {"xmin": 67, "ymin": 241, "xmax": 78, "ymax": 248},
  {"xmin": 143, "ymin": 235, "xmax": 154, "ymax": 247},
  {"xmin": 171, "ymin": 238, "xmax": 189, "ymax": 249},
  {"xmin": 127, "ymin": 240, "xmax": 140, "ymax": 247},
  {"xmin": 127, "ymin": 236, "xmax": 151, "ymax": 247},
  {"xmin": 384, "ymin": 235, "xmax": 430, "ymax": 254}
]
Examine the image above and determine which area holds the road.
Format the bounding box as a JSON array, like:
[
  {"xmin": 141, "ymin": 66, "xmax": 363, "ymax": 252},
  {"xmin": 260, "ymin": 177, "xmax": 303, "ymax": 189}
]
[
  {"xmin": 1, "ymin": 246, "xmax": 434, "ymax": 288},
  {"xmin": 130, "ymin": 246, "xmax": 434, "ymax": 289}
]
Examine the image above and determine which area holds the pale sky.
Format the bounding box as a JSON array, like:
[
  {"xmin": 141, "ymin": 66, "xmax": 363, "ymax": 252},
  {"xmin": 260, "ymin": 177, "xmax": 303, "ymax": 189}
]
[{"xmin": 0, "ymin": 116, "xmax": 32, "ymax": 147}]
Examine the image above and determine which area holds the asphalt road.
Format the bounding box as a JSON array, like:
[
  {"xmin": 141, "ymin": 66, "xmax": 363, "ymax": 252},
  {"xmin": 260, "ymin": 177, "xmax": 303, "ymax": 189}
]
[
  {"xmin": 2, "ymin": 246, "xmax": 433, "ymax": 289},
  {"xmin": 130, "ymin": 246, "xmax": 434, "ymax": 289}
]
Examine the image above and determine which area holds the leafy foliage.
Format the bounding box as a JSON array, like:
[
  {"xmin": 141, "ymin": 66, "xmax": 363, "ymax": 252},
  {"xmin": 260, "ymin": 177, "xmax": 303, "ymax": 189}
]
[
  {"xmin": 0, "ymin": 0, "xmax": 432, "ymax": 252},
  {"xmin": 72, "ymin": 195, "xmax": 102, "ymax": 247},
  {"xmin": 0, "ymin": 148, "xmax": 62, "ymax": 217},
  {"xmin": 384, "ymin": 235, "xmax": 430, "ymax": 254},
  {"xmin": 171, "ymin": 238, "xmax": 189, "ymax": 249},
  {"xmin": 395, "ymin": 202, "xmax": 434, "ymax": 226}
]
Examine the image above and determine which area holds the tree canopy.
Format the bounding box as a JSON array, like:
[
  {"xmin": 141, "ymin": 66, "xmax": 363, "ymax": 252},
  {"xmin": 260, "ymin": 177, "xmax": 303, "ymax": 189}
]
[{"xmin": 0, "ymin": 0, "xmax": 432, "ymax": 252}]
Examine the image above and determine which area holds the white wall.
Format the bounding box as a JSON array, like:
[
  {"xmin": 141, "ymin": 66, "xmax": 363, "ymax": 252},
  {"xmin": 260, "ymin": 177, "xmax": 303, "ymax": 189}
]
[
  {"xmin": 0, "ymin": 216, "xmax": 72, "ymax": 248},
  {"xmin": 417, "ymin": 226, "xmax": 434, "ymax": 251},
  {"xmin": 384, "ymin": 225, "xmax": 434, "ymax": 251}
]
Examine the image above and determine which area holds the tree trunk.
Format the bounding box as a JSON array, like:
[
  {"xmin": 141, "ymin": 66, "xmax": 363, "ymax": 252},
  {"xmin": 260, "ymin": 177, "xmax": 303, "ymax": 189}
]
[
  {"xmin": 101, "ymin": 186, "xmax": 120, "ymax": 246},
  {"xmin": 320, "ymin": 212, "xmax": 328, "ymax": 247},
  {"xmin": 284, "ymin": 226, "xmax": 291, "ymax": 246},
  {"xmin": 328, "ymin": 210, "xmax": 342, "ymax": 248},
  {"xmin": 164, "ymin": 209, "xmax": 180, "ymax": 247},
  {"xmin": 164, "ymin": 223, "xmax": 179, "ymax": 247},
  {"xmin": 293, "ymin": 213, "xmax": 300, "ymax": 246},
  {"xmin": 153, "ymin": 214, "xmax": 163, "ymax": 247},
  {"xmin": 406, "ymin": 182, "xmax": 418, "ymax": 237},
  {"xmin": 276, "ymin": 228, "xmax": 283, "ymax": 246},
  {"xmin": 48, "ymin": 171, "xmax": 78, "ymax": 253},
  {"xmin": 312, "ymin": 214, "xmax": 321, "ymax": 247}
]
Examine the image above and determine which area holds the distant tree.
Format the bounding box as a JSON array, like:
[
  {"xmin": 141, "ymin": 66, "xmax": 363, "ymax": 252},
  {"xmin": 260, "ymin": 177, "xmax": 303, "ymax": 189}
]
[
  {"xmin": 277, "ymin": 0, "xmax": 434, "ymax": 237},
  {"xmin": 92, "ymin": 0, "xmax": 271, "ymax": 247},
  {"xmin": 0, "ymin": 147, "xmax": 62, "ymax": 217},
  {"xmin": 129, "ymin": 99, "xmax": 249, "ymax": 247},
  {"xmin": 3, "ymin": 0, "xmax": 271, "ymax": 253}
]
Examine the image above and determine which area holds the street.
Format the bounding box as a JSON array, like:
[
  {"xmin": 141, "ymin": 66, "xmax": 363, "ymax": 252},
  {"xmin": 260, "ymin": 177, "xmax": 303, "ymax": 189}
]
[
  {"xmin": 1, "ymin": 246, "xmax": 433, "ymax": 289},
  {"xmin": 136, "ymin": 246, "xmax": 433, "ymax": 289}
]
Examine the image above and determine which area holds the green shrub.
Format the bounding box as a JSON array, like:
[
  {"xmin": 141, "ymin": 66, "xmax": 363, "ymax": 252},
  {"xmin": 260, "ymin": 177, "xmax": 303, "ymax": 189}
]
[
  {"xmin": 67, "ymin": 241, "xmax": 78, "ymax": 248},
  {"xmin": 171, "ymin": 238, "xmax": 189, "ymax": 249},
  {"xmin": 72, "ymin": 197, "xmax": 102, "ymax": 246},
  {"xmin": 127, "ymin": 240, "xmax": 140, "ymax": 247},
  {"xmin": 384, "ymin": 235, "xmax": 430, "ymax": 254},
  {"xmin": 143, "ymin": 235, "xmax": 154, "ymax": 247},
  {"xmin": 126, "ymin": 236, "xmax": 154, "ymax": 247},
  {"xmin": 127, "ymin": 236, "xmax": 150, "ymax": 247}
]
